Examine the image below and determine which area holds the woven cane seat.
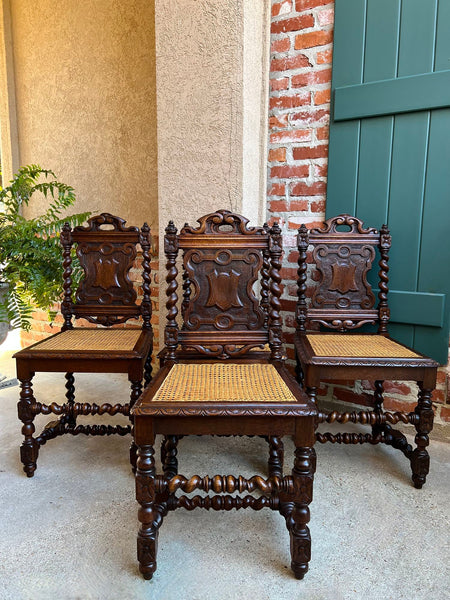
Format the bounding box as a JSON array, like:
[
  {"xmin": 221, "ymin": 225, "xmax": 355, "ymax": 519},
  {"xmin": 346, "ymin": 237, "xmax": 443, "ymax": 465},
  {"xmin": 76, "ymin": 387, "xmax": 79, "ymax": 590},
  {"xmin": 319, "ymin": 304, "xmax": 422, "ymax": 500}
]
[
  {"xmin": 153, "ymin": 363, "xmax": 296, "ymax": 403},
  {"xmin": 307, "ymin": 334, "xmax": 420, "ymax": 358},
  {"xmin": 29, "ymin": 328, "xmax": 143, "ymax": 353}
]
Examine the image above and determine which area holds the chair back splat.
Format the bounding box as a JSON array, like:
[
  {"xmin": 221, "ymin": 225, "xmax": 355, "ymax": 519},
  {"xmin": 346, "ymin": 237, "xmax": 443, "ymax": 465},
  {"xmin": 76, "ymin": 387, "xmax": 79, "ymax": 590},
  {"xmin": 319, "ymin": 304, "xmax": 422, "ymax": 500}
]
[
  {"xmin": 60, "ymin": 213, "xmax": 152, "ymax": 330},
  {"xmin": 163, "ymin": 210, "xmax": 283, "ymax": 362},
  {"xmin": 296, "ymin": 214, "xmax": 391, "ymax": 334}
]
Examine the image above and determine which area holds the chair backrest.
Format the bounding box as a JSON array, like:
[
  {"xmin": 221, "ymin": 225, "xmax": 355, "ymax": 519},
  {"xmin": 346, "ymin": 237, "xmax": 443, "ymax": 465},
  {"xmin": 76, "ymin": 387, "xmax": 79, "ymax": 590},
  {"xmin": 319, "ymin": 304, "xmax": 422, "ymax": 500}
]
[
  {"xmin": 296, "ymin": 214, "xmax": 391, "ymax": 334},
  {"xmin": 60, "ymin": 213, "xmax": 152, "ymax": 329},
  {"xmin": 163, "ymin": 210, "xmax": 284, "ymax": 361}
]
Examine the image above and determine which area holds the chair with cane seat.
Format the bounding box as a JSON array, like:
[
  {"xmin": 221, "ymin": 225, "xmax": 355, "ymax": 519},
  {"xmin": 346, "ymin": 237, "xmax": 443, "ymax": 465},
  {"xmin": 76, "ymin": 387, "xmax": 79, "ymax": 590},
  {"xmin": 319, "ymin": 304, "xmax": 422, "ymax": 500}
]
[
  {"xmin": 131, "ymin": 210, "xmax": 317, "ymax": 580},
  {"xmin": 14, "ymin": 213, "xmax": 153, "ymax": 477},
  {"xmin": 294, "ymin": 214, "xmax": 438, "ymax": 488}
]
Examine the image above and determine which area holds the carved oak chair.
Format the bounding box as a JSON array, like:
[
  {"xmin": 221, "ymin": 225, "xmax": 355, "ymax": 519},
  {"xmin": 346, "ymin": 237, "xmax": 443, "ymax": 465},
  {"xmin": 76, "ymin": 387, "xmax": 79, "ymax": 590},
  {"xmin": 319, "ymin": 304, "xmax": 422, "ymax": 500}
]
[
  {"xmin": 131, "ymin": 210, "xmax": 316, "ymax": 580},
  {"xmin": 294, "ymin": 214, "xmax": 438, "ymax": 488},
  {"xmin": 14, "ymin": 213, "xmax": 153, "ymax": 477}
]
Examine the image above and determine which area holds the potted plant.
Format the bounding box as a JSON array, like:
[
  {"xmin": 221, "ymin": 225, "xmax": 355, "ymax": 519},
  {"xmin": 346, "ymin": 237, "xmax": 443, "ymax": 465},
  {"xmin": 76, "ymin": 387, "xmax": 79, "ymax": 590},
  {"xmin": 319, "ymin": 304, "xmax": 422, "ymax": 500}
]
[{"xmin": 0, "ymin": 164, "xmax": 90, "ymax": 338}]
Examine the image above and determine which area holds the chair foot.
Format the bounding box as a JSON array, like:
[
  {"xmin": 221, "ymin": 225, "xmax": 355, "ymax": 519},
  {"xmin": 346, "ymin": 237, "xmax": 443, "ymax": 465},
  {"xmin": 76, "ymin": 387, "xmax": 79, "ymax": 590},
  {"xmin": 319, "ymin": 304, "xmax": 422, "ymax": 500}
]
[
  {"xmin": 292, "ymin": 564, "xmax": 308, "ymax": 580},
  {"xmin": 411, "ymin": 385, "xmax": 434, "ymax": 489},
  {"xmin": 141, "ymin": 571, "xmax": 153, "ymax": 580},
  {"xmin": 411, "ymin": 447, "xmax": 430, "ymax": 489},
  {"xmin": 20, "ymin": 439, "xmax": 39, "ymax": 477},
  {"xmin": 137, "ymin": 534, "xmax": 158, "ymax": 580}
]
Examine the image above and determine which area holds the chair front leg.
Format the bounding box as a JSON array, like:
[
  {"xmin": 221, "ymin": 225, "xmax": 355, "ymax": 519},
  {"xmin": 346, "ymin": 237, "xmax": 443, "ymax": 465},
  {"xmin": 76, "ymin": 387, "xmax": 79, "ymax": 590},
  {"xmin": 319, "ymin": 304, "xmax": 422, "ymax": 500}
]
[
  {"xmin": 17, "ymin": 373, "xmax": 39, "ymax": 477},
  {"xmin": 288, "ymin": 446, "xmax": 315, "ymax": 579},
  {"xmin": 136, "ymin": 444, "xmax": 160, "ymax": 579},
  {"xmin": 411, "ymin": 383, "xmax": 434, "ymax": 489}
]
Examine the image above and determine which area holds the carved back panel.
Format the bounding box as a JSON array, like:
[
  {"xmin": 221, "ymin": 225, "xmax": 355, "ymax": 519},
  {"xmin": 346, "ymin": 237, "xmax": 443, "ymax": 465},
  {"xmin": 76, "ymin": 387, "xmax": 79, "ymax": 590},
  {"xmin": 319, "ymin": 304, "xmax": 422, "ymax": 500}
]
[
  {"xmin": 296, "ymin": 214, "xmax": 391, "ymax": 333},
  {"xmin": 164, "ymin": 210, "xmax": 284, "ymax": 360},
  {"xmin": 60, "ymin": 213, "xmax": 152, "ymax": 328}
]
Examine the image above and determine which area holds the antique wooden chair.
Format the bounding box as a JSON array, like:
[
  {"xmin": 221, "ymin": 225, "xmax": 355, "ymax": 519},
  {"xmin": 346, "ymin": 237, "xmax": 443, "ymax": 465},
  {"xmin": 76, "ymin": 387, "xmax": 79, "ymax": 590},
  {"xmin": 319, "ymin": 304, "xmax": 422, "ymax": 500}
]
[
  {"xmin": 14, "ymin": 213, "xmax": 153, "ymax": 477},
  {"xmin": 131, "ymin": 210, "xmax": 316, "ymax": 580},
  {"xmin": 294, "ymin": 214, "xmax": 438, "ymax": 488}
]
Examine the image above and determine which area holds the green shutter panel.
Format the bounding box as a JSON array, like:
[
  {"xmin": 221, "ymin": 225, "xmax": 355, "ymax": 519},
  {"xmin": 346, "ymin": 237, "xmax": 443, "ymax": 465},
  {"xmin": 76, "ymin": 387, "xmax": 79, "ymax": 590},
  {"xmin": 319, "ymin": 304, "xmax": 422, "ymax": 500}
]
[{"xmin": 327, "ymin": 0, "xmax": 450, "ymax": 364}]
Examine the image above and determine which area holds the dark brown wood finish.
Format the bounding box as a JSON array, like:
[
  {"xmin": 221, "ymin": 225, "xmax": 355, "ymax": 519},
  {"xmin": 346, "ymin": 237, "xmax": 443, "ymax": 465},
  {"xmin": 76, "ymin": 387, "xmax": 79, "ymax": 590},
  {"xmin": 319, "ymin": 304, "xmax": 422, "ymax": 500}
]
[
  {"xmin": 14, "ymin": 213, "xmax": 153, "ymax": 477},
  {"xmin": 294, "ymin": 214, "xmax": 438, "ymax": 488},
  {"xmin": 132, "ymin": 210, "xmax": 317, "ymax": 581}
]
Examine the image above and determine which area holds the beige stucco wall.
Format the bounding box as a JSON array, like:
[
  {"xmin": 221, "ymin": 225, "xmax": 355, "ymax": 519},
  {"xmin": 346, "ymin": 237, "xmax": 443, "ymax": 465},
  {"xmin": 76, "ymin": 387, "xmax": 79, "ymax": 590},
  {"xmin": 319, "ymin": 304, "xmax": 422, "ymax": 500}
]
[
  {"xmin": 155, "ymin": 0, "xmax": 270, "ymax": 346},
  {"xmin": 2, "ymin": 0, "xmax": 158, "ymax": 228},
  {"xmin": 155, "ymin": 0, "xmax": 270, "ymax": 232}
]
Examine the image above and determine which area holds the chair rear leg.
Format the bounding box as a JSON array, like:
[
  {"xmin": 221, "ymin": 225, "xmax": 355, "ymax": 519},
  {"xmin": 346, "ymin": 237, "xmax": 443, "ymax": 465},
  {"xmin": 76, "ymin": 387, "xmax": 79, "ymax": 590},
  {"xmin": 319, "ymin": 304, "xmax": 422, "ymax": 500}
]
[
  {"xmin": 268, "ymin": 436, "xmax": 284, "ymax": 478},
  {"xmin": 64, "ymin": 372, "xmax": 76, "ymax": 428},
  {"xmin": 144, "ymin": 353, "xmax": 153, "ymax": 388},
  {"xmin": 411, "ymin": 383, "xmax": 434, "ymax": 489},
  {"xmin": 162, "ymin": 435, "xmax": 179, "ymax": 479},
  {"xmin": 129, "ymin": 379, "xmax": 143, "ymax": 471},
  {"xmin": 17, "ymin": 375, "xmax": 39, "ymax": 477},
  {"xmin": 371, "ymin": 380, "xmax": 384, "ymax": 438},
  {"xmin": 295, "ymin": 358, "xmax": 304, "ymax": 388}
]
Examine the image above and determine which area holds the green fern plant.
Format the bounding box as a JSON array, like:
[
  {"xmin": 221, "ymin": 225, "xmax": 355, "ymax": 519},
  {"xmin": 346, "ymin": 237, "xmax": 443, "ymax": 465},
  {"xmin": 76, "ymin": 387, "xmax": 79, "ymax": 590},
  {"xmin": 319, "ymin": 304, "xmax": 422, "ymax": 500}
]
[{"xmin": 0, "ymin": 165, "xmax": 91, "ymax": 331}]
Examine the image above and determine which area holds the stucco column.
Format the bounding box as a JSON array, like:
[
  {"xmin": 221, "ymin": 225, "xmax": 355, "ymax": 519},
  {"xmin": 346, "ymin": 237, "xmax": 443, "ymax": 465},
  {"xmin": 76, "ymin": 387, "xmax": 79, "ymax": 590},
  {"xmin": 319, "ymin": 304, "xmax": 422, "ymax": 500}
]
[{"xmin": 155, "ymin": 0, "xmax": 270, "ymax": 346}]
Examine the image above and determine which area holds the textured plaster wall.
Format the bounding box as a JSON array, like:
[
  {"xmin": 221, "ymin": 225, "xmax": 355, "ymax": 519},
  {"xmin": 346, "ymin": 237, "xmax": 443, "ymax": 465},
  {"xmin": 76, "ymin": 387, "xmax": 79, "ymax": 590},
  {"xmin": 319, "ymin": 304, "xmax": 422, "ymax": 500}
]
[
  {"xmin": 155, "ymin": 0, "xmax": 270, "ymax": 231},
  {"xmin": 7, "ymin": 0, "xmax": 158, "ymax": 227},
  {"xmin": 155, "ymin": 0, "xmax": 270, "ymax": 345},
  {"xmin": 156, "ymin": 0, "xmax": 243, "ymax": 227},
  {"xmin": 0, "ymin": 0, "xmax": 19, "ymax": 184}
]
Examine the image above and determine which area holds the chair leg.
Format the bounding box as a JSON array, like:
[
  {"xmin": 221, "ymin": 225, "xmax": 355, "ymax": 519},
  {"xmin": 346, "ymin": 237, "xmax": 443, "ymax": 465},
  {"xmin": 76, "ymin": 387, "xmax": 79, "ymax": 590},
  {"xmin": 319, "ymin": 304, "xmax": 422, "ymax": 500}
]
[
  {"xmin": 306, "ymin": 386, "xmax": 317, "ymax": 404},
  {"xmin": 64, "ymin": 372, "xmax": 76, "ymax": 428},
  {"xmin": 288, "ymin": 446, "xmax": 314, "ymax": 579},
  {"xmin": 411, "ymin": 383, "xmax": 434, "ymax": 489},
  {"xmin": 268, "ymin": 436, "xmax": 284, "ymax": 478},
  {"xmin": 162, "ymin": 435, "xmax": 179, "ymax": 479},
  {"xmin": 295, "ymin": 358, "xmax": 304, "ymax": 388},
  {"xmin": 17, "ymin": 375, "xmax": 39, "ymax": 477},
  {"xmin": 144, "ymin": 353, "xmax": 153, "ymax": 388},
  {"xmin": 129, "ymin": 380, "xmax": 143, "ymax": 471},
  {"xmin": 136, "ymin": 444, "xmax": 161, "ymax": 579},
  {"xmin": 371, "ymin": 380, "xmax": 384, "ymax": 438}
]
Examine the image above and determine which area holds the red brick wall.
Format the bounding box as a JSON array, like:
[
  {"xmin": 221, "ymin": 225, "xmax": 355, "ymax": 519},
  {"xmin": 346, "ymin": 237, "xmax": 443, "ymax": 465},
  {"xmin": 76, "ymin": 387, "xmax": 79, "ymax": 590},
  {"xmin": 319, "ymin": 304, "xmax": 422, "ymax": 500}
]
[{"xmin": 268, "ymin": 0, "xmax": 450, "ymax": 424}]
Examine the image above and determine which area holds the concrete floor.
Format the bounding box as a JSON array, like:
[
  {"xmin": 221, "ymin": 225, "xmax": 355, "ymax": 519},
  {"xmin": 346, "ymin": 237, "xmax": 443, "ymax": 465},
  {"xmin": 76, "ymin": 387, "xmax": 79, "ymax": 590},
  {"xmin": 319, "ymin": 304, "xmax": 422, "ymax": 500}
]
[{"xmin": 0, "ymin": 345, "xmax": 449, "ymax": 600}]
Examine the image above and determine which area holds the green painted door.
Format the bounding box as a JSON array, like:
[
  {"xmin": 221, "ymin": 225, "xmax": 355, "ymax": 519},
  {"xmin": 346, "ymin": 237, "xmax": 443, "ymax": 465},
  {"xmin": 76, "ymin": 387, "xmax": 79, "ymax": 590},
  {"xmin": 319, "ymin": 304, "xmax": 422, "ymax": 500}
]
[{"xmin": 327, "ymin": 0, "xmax": 450, "ymax": 364}]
